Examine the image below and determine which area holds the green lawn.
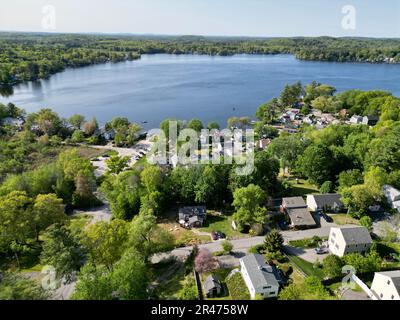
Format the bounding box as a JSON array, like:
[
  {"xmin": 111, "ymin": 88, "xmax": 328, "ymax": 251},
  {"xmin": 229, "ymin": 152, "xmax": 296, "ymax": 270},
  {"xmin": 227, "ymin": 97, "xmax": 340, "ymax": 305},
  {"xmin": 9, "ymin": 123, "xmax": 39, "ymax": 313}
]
[
  {"xmin": 226, "ymin": 272, "xmax": 251, "ymax": 300},
  {"xmin": 289, "ymin": 237, "xmax": 327, "ymax": 249},
  {"xmin": 330, "ymin": 214, "xmax": 360, "ymax": 226},
  {"xmin": 286, "ymin": 254, "xmax": 325, "ymax": 279},
  {"xmin": 200, "ymin": 211, "xmax": 247, "ymax": 239},
  {"xmin": 285, "ymin": 178, "xmax": 320, "ymax": 197}
]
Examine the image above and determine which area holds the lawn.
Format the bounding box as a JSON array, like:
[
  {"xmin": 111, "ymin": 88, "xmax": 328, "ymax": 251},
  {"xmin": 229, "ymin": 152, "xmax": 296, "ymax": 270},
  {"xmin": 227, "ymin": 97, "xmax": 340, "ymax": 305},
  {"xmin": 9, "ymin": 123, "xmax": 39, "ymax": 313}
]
[
  {"xmin": 284, "ymin": 178, "xmax": 320, "ymax": 197},
  {"xmin": 289, "ymin": 237, "xmax": 327, "ymax": 249},
  {"xmin": 225, "ymin": 272, "xmax": 251, "ymax": 300},
  {"xmin": 285, "ymin": 254, "xmax": 325, "ymax": 279},
  {"xmin": 330, "ymin": 214, "xmax": 360, "ymax": 226},
  {"xmin": 200, "ymin": 211, "xmax": 247, "ymax": 239}
]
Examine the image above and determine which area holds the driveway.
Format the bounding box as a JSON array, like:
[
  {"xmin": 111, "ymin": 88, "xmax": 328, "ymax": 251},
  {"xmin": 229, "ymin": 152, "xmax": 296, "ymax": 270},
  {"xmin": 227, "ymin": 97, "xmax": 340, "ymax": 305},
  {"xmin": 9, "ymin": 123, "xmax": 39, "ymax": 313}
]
[
  {"xmin": 284, "ymin": 246, "xmax": 329, "ymax": 263},
  {"xmin": 73, "ymin": 203, "xmax": 112, "ymax": 226}
]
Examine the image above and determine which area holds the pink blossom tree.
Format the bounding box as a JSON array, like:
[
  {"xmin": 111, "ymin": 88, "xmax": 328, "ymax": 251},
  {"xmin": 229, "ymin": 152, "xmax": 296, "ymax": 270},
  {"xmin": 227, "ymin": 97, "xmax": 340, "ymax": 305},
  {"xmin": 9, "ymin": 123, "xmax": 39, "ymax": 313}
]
[{"xmin": 194, "ymin": 249, "xmax": 218, "ymax": 274}]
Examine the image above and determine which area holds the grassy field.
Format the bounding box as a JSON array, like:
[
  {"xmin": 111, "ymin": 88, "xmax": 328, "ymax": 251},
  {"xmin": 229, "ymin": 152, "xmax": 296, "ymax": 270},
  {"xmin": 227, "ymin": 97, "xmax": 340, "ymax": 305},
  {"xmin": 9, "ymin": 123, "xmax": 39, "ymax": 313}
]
[
  {"xmin": 286, "ymin": 254, "xmax": 325, "ymax": 279},
  {"xmin": 200, "ymin": 211, "xmax": 247, "ymax": 239},
  {"xmin": 285, "ymin": 178, "xmax": 320, "ymax": 197},
  {"xmin": 330, "ymin": 214, "xmax": 360, "ymax": 226},
  {"xmin": 289, "ymin": 237, "xmax": 327, "ymax": 249},
  {"xmin": 225, "ymin": 272, "xmax": 251, "ymax": 300}
]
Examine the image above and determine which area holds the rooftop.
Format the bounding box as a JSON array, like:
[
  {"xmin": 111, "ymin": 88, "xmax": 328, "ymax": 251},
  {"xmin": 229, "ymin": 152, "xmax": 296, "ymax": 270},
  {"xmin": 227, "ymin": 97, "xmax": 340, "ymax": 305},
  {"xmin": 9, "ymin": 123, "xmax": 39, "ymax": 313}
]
[
  {"xmin": 286, "ymin": 207, "xmax": 317, "ymax": 227},
  {"xmin": 282, "ymin": 197, "xmax": 307, "ymax": 209},
  {"xmin": 241, "ymin": 254, "xmax": 280, "ymax": 288},
  {"xmin": 310, "ymin": 194, "xmax": 343, "ymax": 208},
  {"xmin": 335, "ymin": 227, "xmax": 373, "ymax": 245}
]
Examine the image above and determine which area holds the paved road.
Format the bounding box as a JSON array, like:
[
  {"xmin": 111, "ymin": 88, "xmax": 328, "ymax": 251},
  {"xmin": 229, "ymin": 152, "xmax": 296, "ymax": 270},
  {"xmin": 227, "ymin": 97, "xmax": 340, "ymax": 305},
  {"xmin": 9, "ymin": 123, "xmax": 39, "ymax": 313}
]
[
  {"xmin": 74, "ymin": 203, "xmax": 112, "ymax": 226},
  {"xmin": 152, "ymin": 223, "xmax": 355, "ymax": 263}
]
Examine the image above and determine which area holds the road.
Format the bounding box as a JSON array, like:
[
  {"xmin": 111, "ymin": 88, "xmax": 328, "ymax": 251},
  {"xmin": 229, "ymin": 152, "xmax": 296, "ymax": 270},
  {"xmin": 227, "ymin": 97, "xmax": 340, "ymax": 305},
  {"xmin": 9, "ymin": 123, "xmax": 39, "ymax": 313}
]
[{"xmin": 151, "ymin": 223, "xmax": 355, "ymax": 263}]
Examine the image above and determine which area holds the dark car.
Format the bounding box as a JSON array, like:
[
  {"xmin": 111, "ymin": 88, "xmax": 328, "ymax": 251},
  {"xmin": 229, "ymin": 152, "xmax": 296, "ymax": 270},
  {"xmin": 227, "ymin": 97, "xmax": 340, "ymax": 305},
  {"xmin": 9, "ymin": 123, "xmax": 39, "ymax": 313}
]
[
  {"xmin": 211, "ymin": 232, "xmax": 218, "ymax": 241},
  {"xmin": 322, "ymin": 214, "xmax": 333, "ymax": 223},
  {"xmin": 216, "ymin": 231, "xmax": 226, "ymax": 239}
]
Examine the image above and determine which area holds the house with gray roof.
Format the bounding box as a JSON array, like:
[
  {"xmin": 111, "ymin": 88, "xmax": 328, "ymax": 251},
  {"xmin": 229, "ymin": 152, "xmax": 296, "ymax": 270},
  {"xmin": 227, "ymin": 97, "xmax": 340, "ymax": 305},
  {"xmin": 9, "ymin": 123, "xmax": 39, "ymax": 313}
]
[
  {"xmin": 371, "ymin": 271, "xmax": 400, "ymax": 300},
  {"xmin": 328, "ymin": 226, "xmax": 373, "ymax": 257},
  {"xmin": 362, "ymin": 115, "xmax": 379, "ymax": 126},
  {"xmin": 240, "ymin": 254, "xmax": 280, "ymax": 299},
  {"xmin": 203, "ymin": 275, "xmax": 222, "ymax": 298},
  {"xmin": 281, "ymin": 197, "xmax": 317, "ymax": 230},
  {"xmin": 306, "ymin": 194, "xmax": 344, "ymax": 213},
  {"xmin": 178, "ymin": 206, "xmax": 207, "ymax": 229}
]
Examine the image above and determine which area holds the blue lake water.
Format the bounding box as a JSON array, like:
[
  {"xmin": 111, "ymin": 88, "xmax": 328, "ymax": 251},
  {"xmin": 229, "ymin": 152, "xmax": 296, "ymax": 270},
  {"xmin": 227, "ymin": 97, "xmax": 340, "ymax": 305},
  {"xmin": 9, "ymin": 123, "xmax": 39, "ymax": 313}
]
[{"xmin": 2, "ymin": 54, "xmax": 400, "ymax": 129}]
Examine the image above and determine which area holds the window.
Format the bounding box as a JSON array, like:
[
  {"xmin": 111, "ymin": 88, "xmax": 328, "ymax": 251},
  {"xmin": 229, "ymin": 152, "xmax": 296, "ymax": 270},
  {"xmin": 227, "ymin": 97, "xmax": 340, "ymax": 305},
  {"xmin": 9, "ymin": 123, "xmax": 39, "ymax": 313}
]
[
  {"xmin": 387, "ymin": 280, "xmax": 391, "ymax": 285},
  {"xmin": 380, "ymin": 293, "xmax": 383, "ymax": 298},
  {"xmin": 270, "ymin": 292, "xmax": 276, "ymax": 295},
  {"xmin": 392, "ymin": 295, "xmax": 395, "ymax": 300},
  {"xmin": 263, "ymin": 286, "xmax": 271, "ymax": 289},
  {"xmin": 332, "ymin": 232, "xmax": 336, "ymax": 238},
  {"xmin": 335, "ymin": 244, "xmax": 339, "ymax": 249}
]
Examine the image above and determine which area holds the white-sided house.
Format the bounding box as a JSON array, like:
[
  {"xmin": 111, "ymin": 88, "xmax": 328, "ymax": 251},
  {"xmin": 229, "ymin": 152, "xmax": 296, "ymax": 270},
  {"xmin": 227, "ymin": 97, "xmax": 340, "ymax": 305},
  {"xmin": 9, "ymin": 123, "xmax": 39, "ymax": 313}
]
[
  {"xmin": 306, "ymin": 194, "xmax": 344, "ymax": 213},
  {"xmin": 240, "ymin": 254, "xmax": 280, "ymax": 299},
  {"xmin": 328, "ymin": 227, "xmax": 373, "ymax": 257},
  {"xmin": 371, "ymin": 271, "xmax": 400, "ymax": 300},
  {"xmin": 383, "ymin": 185, "xmax": 400, "ymax": 213}
]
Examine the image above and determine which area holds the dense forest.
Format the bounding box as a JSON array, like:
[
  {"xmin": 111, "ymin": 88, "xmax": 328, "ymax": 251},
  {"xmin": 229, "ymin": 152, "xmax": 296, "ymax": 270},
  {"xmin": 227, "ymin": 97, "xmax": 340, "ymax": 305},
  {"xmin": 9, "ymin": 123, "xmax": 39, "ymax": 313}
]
[{"xmin": 2, "ymin": 33, "xmax": 400, "ymax": 86}]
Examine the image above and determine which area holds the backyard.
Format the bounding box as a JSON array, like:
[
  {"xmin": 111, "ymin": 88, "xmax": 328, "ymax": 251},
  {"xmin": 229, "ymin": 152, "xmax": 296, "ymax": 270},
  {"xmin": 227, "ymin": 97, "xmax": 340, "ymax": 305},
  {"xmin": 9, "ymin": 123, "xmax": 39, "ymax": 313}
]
[{"xmin": 199, "ymin": 211, "xmax": 248, "ymax": 239}]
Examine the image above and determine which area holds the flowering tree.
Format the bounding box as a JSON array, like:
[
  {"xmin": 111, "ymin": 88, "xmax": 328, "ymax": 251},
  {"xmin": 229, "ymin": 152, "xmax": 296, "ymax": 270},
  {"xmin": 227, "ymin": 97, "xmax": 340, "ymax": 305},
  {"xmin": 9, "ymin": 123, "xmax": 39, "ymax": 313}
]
[{"xmin": 194, "ymin": 249, "xmax": 218, "ymax": 274}]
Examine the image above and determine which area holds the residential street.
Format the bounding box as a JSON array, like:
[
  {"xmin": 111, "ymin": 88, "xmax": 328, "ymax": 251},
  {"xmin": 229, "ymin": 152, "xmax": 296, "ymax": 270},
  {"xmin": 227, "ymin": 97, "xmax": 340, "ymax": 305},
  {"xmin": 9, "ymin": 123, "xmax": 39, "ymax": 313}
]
[{"xmin": 151, "ymin": 223, "xmax": 357, "ymax": 264}]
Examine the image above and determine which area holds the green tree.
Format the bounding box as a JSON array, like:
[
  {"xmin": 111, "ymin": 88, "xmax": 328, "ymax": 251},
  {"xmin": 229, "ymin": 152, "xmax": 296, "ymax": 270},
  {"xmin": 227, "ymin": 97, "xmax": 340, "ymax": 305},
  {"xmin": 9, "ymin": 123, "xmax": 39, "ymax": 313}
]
[
  {"xmin": 222, "ymin": 240, "xmax": 234, "ymax": 254},
  {"xmin": 207, "ymin": 121, "xmax": 220, "ymax": 130},
  {"xmin": 106, "ymin": 155, "xmax": 130, "ymax": 175},
  {"xmin": 71, "ymin": 263, "xmax": 113, "ymax": 300},
  {"xmin": 40, "ymin": 224, "xmax": 86, "ymax": 281},
  {"xmin": 68, "ymin": 114, "xmax": 86, "ymax": 130},
  {"xmin": 84, "ymin": 219, "xmax": 129, "ymax": 270},
  {"xmin": 232, "ymin": 184, "xmax": 267, "ymax": 231},
  {"xmin": 33, "ymin": 194, "xmax": 66, "ymax": 239},
  {"xmin": 320, "ymin": 181, "xmax": 333, "ymax": 194},
  {"xmin": 187, "ymin": 119, "xmax": 204, "ymax": 132},
  {"xmin": 360, "ymin": 216, "xmax": 373, "ymax": 232},
  {"xmin": 0, "ymin": 272, "xmax": 49, "ymax": 300},
  {"xmin": 140, "ymin": 166, "xmax": 163, "ymax": 193},
  {"xmin": 177, "ymin": 275, "xmax": 198, "ymax": 300},
  {"xmin": 71, "ymin": 130, "xmax": 85, "ymax": 143},
  {"xmin": 322, "ymin": 255, "xmax": 344, "ymax": 279},
  {"xmin": 264, "ymin": 230, "xmax": 284, "ymax": 253}
]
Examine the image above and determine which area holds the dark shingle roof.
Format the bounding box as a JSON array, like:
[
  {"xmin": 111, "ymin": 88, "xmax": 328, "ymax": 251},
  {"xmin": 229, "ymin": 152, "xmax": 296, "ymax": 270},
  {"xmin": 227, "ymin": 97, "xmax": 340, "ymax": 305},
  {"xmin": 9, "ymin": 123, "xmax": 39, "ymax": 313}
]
[
  {"xmin": 282, "ymin": 197, "xmax": 307, "ymax": 209},
  {"xmin": 339, "ymin": 227, "xmax": 373, "ymax": 245},
  {"xmin": 203, "ymin": 275, "xmax": 221, "ymax": 293},
  {"xmin": 287, "ymin": 207, "xmax": 317, "ymax": 227},
  {"xmin": 312, "ymin": 194, "xmax": 343, "ymax": 208},
  {"xmin": 241, "ymin": 254, "xmax": 280, "ymax": 288}
]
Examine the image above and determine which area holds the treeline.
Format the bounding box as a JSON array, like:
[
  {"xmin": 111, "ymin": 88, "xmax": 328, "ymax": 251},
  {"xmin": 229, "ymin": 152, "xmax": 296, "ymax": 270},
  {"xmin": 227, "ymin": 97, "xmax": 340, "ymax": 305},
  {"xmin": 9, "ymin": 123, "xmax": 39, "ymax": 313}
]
[{"xmin": 2, "ymin": 33, "xmax": 400, "ymax": 86}]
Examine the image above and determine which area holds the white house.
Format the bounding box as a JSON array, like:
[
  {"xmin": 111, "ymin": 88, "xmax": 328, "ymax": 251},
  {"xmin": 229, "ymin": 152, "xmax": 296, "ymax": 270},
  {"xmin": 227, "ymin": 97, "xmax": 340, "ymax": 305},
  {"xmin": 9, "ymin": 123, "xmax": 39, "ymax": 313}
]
[
  {"xmin": 328, "ymin": 227, "xmax": 373, "ymax": 257},
  {"xmin": 383, "ymin": 185, "xmax": 400, "ymax": 213},
  {"xmin": 349, "ymin": 115, "xmax": 363, "ymax": 124},
  {"xmin": 306, "ymin": 194, "xmax": 344, "ymax": 213},
  {"xmin": 371, "ymin": 271, "xmax": 400, "ymax": 300},
  {"xmin": 240, "ymin": 254, "xmax": 280, "ymax": 299}
]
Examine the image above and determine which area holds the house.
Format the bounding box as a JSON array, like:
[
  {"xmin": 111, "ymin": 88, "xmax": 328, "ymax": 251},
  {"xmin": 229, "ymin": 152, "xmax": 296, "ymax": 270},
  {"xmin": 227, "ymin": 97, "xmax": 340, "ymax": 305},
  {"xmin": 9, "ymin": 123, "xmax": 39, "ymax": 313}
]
[
  {"xmin": 306, "ymin": 194, "xmax": 344, "ymax": 213},
  {"xmin": 178, "ymin": 206, "xmax": 207, "ymax": 229},
  {"xmin": 281, "ymin": 197, "xmax": 317, "ymax": 229},
  {"xmin": 1, "ymin": 117, "xmax": 24, "ymax": 129},
  {"xmin": 240, "ymin": 254, "xmax": 280, "ymax": 299},
  {"xmin": 383, "ymin": 185, "xmax": 400, "ymax": 213},
  {"xmin": 328, "ymin": 227, "xmax": 373, "ymax": 257},
  {"xmin": 362, "ymin": 115, "xmax": 379, "ymax": 126},
  {"xmin": 371, "ymin": 271, "xmax": 400, "ymax": 300},
  {"xmin": 100, "ymin": 128, "xmax": 116, "ymax": 140},
  {"xmin": 257, "ymin": 138, "xmax": 271, "ymax": 150},
  {"xmin": 349, "ymin": 115, "xmax": 363, "ymax": 124},
  {"xmin": 203, "ymin": 275, "xmax": 222, "ymax": 298}
]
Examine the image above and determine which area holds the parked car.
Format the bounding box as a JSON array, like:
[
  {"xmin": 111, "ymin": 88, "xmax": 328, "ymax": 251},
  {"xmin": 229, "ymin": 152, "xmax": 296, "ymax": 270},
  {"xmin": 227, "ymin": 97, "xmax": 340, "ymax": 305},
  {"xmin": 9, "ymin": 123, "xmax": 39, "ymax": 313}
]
[
  {"xmin": 278, "ymin": 221, "xmax": 288, "ymax": 230},
  {"xmin": 321, "ymin": 213, "xmax": 333, "ymax": 223},
  {"xmin": 216, "ymin": 231, "xmax": 226, "ymax": 239},
  {"xmin": 211, "ymin": 232, "xmax": 219, "ymax": 241},
  {"xmin": 315, "ymin": 247, "xmax": 328, "ymax": 255}
]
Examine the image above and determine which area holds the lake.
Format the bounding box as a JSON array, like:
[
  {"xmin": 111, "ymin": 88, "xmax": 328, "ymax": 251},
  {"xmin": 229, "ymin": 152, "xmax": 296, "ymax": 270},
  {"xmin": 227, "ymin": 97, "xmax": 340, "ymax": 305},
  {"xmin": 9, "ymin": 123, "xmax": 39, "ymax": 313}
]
[{"xmin": 2, "ymin": 54, "xmax": 400, "ymax": 129}]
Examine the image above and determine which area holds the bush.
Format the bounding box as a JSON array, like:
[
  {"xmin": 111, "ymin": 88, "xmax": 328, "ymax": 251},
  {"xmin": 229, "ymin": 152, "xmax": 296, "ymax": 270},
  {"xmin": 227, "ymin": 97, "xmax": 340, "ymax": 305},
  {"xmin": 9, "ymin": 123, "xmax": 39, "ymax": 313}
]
[{"xmin": 222, "ymin": 241, "xmax": 233, "ymax": 254}]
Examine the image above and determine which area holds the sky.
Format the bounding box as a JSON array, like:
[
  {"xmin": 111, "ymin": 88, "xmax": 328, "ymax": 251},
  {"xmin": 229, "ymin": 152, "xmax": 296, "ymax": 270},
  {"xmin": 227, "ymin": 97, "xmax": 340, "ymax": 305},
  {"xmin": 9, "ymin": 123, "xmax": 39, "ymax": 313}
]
[{"xmin": 0, "ymin": 0, "xmax": 399, "ymax": 37}]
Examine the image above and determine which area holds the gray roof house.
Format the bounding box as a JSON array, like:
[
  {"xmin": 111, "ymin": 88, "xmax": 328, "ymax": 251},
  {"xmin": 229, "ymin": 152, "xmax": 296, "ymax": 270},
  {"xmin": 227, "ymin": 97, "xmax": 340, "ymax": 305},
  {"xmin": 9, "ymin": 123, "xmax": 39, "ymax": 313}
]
[
  {"xmin": 281, "ymin": 197, "xmax": 317, "ymax": 229},
  {"xmin": 178, "ymin": 206, "xmax": 207, "ymax": 228},
  {"xmin": 306, "ymin": 194, "xmax": 344, "ymax": 213},
  {"xmin": 350, "ymin": 115, "xmax": 363, "ymax": 124},
  {"xmin": 203, "ymin": 275, "xmax": 222, "ymax": 298},
  {"xmin": 328, "ymin": 226, "xmax": 373, "ymax": 257},
  {"xmin": 240, "ymin": 254, "xmax": 281, "ymax": 299}
]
